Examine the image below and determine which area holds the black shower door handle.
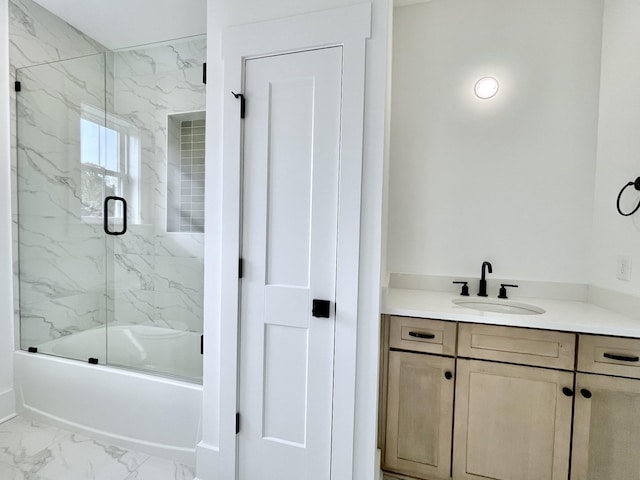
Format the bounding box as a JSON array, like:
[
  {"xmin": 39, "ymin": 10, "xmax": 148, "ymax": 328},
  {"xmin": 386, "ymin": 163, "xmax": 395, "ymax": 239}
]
[{"xmin": 103, "ymin": 196, "xmax": 127, "ymax": 236}]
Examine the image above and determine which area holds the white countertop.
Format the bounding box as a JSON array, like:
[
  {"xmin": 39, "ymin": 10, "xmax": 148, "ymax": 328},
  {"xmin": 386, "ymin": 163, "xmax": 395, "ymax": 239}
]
[{"xmin": 383, "ymin": 288, "xmax": 640, "ymax": 338}]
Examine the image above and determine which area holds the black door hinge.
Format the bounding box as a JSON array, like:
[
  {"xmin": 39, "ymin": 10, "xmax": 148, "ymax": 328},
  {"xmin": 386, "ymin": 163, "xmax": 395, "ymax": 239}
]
[
  {"xmin": 203, "ymin": 62, "xmax": 207, "ymax": 85},
  {"xmin": 14, "ymin": 81, "xmax": 21, "ymax": 92},
  {"xmin": 231, "ymin": 92, "xmax": 245, "ymax": 119},
  {"xmin": 88, "ymin": 357, "xmax": 99, "ymax": 364},
  {"xmin": 200, "ymin": 334, "xmax": 204, "ymax": 355},
  {"xmin": 235, "ymin": 413, "xmax": 240, "ymax": 434},
  {"xmin": 239, "ymin": 258, "xmax": 244, "ymax": 279}
]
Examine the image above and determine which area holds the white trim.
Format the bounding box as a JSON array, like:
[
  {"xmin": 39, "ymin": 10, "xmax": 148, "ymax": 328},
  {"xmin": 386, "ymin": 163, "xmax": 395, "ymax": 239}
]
[
  {"xmin": 194, "ymin": 441, "xmax": 218, "ymax": 480},
  {"xmin": 0, "ymin": 0, "xmax": 15, "ymax": 414},
  {"xmin": 0, "ymin": 389, "xmax": 16, "ymax": 423},
  {"xmin": 215, "ymin": 4, "xmax": 371, "ymax": 479}
]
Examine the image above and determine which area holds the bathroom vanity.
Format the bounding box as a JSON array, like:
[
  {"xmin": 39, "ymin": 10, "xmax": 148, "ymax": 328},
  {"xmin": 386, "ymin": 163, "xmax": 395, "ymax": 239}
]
[{"xmin": 379, "ymin": 289, "xmax": 640, "ymax": 480}]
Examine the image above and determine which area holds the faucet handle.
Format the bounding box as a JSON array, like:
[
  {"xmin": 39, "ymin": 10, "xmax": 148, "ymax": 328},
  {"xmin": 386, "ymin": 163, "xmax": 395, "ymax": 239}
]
[
  {"xmin": 453, "ymin": 281, "xmax": 469, "ymax": 296},
  {"xmin": 498, "ymin": 284, "xmax": 518, "ymax": 299}
]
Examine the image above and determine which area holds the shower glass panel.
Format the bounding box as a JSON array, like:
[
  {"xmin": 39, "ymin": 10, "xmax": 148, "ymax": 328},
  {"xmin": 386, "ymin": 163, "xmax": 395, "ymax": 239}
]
[
  {"xmin": 17, "ymin": 53, "xmax": 109, "ymax": 364},
  {"xmin": 16, "ymin": 36, "xmax": 206, "ymax": 383},
  {"xmin": 106, "ymin": 37, "xmax": 206, "ymax": 382}
]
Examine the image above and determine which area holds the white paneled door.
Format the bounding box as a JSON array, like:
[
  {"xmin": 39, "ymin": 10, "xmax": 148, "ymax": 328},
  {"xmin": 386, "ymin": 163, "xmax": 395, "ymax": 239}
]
[{"xmin": 238, "ymin": 47, "xmax": 343, "ymax": 480}]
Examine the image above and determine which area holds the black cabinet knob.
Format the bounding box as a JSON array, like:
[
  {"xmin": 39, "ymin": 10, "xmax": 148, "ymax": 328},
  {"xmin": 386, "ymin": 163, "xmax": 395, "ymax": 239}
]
[
  {"xmin": 444, "ymin": 371, "xmax": 453, "ymax": 380},
  {"xmin": 580, "ymin": 388, "xmax": 592, "ymax": 399},
  {"xmin": 562, "ymin": 387, "xmax": 574, "ymax": 397}
]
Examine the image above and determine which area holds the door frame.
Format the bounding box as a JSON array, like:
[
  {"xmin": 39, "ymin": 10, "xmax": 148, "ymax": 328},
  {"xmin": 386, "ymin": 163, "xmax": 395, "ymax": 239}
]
[{"xmin": 218, "ymin": 5, "xmax": 371, "ymax": 479}]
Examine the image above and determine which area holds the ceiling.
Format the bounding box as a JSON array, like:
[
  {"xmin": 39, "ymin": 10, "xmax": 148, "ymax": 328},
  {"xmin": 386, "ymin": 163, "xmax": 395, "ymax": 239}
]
[{"xmin": 31, "ymin": 0, "xmax": 207, "ymax": 50}]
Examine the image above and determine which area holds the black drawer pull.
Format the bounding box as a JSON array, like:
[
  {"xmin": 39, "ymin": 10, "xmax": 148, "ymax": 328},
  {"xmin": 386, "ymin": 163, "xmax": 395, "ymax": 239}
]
[
  {"xmin": 408, "ymin": 331, "xmax": 435, "ymax": 340},
  {"xmin": 444, "ymin": 371, "xmax": 453, "ymax": 380},
  {"xmin": 580, "ymin": 388, "xmax": 592, "ymax": 399},
  {"xmin": 603, "ymin": 353, "xmax": 639, "ymax": 362},
  {"xmin": 562, "ymin": 387, "xmax": 574, "ymax": 397}
]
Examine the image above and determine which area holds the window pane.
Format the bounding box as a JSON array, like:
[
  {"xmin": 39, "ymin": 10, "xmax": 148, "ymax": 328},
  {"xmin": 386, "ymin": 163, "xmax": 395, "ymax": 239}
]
[
  {"xmin": 104, "ymin": 127, "xmax": 120, "ymax": 172},
  {"xmin": 81, "ymin": 169, "xmax": 104, "ymax": 217},
  {"xmin": 80, "ymin": 119, "xmax": 100, "ymax": 167},
  {"xmin": 80, "ymin": 112, "xmax": 131, "ymax": 219}
]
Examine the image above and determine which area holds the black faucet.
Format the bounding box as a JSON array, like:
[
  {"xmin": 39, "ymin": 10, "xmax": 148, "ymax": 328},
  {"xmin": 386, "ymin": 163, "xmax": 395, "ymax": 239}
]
[{"xmin": 478, "ymin": 261, "xmax": 493, "ymax": 297}]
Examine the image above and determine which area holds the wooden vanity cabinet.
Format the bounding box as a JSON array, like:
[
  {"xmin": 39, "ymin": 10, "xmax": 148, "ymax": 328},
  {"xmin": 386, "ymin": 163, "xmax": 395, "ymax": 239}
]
[
  {"xmin": 379, "ymin": 317, "xmax": 635, "ymax": 480},
  {"xmin": 382, "ymin": 316, "xmax": 457, "ymax": 480},
  {"xmin": 453, "ymin": 359, "xmax": 573, "ymax": 480},
  {"xmin": 453, "ymin": 324, "xmax": 576, "ymax": 480},
  {"xmin": 384, "ymin": 351, "xmax": 455, "ymax": 479},
  {"xmin": 571, "ymin": 372, "xmax": 640, "ymax": 479},
  {"xmin": 570, "ymin": 334, "xmax": 640, "ymax": 479}
]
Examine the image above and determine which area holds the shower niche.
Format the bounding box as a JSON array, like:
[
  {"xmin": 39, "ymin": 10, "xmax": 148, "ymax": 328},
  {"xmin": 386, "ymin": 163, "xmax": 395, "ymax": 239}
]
[{"xmin": 167, "ymin": 112, "xmax": 206, "ymax": 233}]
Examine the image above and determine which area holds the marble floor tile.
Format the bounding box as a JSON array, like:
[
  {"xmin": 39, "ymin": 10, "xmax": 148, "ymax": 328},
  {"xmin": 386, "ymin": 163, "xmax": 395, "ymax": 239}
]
[
  {"xmin": 0, "ymin": 462, "xmax": 27, "ymax": 479},
  {"xmin": 0, "ymin": 416, "xmax": 195, "ymax": 480},
  {"xmin": 33, "ymin": 433, "xmax": 149, "ymax": 480},
  {"xmin": 124, "ymin": 456, "xmax": 195, "ymax": 480},
  {"xmin": 0, "ymin": 416, "xmax": 67, "ymax": 467}
]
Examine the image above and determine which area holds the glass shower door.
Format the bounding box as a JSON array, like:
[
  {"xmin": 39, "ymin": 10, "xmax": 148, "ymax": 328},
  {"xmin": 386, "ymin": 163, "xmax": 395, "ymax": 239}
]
[
  {"xmin": 105, "ymin": 36, "xmax": 206, "ymax": 382},
  {"xmin": 16, "ymin": 53, "xmax": 110, "ymax": 364},
  {"xmin": 16, "ymin": 38, "xmax": 206, "ymax": 383}
]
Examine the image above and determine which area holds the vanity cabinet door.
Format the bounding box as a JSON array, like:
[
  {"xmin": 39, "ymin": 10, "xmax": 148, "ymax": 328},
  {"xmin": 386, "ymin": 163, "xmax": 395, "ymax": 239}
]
[
  {"xmin": 453, "ymin": 359, "xmax": 573, "ymax": 480},
  {"xmin": 384, "ymin": 350, "xmax": 455, "ymax": 480},
  {"xmin": 571, "ymin": 373, "xmax": 640, "ymax": 480}
]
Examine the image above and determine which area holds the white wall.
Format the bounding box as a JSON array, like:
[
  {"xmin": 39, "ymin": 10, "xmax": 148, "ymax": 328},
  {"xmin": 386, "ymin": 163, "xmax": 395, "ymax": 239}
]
[
  {"xmin": 201, "ymin": 0, "xmax": 389, "ymax": 478},
  {"xmin": 0, "ymin": 0, "xmax": 16, "ymax": 422},
  {"xmin": 589, "ymin": 0, "xmax": 640, "ymax": 295},
  {"xmin": 387, "ymin": 0, "xmax": 603, "ymax": 284}
]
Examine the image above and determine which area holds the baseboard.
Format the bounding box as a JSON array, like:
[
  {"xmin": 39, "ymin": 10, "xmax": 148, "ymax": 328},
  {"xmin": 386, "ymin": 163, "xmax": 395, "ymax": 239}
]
[
  {"xmin": 195, "ymin": 441, "xmax": 219, "ymax": 480},
  {"xmin": 0, "ymin": 388, "xmax": 16, "ymax": 423}
]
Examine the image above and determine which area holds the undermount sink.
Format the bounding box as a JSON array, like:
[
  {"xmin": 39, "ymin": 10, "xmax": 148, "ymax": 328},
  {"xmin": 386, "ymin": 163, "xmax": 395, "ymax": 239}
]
[{"xmin": 452, "ymin": 298, "xmax": 545, "ymax": 315}]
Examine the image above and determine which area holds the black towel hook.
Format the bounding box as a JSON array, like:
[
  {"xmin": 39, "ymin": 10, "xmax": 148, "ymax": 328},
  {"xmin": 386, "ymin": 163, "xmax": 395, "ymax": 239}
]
[{"xmin": 616, "ymin": 177, "xmax": 640, "ymax": 216}]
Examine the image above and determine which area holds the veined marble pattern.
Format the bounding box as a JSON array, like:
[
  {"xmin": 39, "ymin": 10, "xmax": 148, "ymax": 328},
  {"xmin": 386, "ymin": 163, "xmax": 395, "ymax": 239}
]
[
  {"xmin": 11, "ymin": 0, "xmax": 206, "ymax": 372},
  {"xmin": 15, "ymin": 38, "xmax": 206, "ymax": 344},
  {"xmin": 16, "ymin": 52, "xmax": 109, "ymax": 349},
  {"xmin": 0, "ymin": 416, "xmax": 195, "ymax": 480},
  {"xmin": 9, "ymin": 0, "xmax": 108, "ymax": 334},
  {"xmin": 9, "ymin": 0, "xmax": 105, "ymax": 70},
  {"xmin": 105, "ymin": 37, "xmax": 206, "ymax": 336}
]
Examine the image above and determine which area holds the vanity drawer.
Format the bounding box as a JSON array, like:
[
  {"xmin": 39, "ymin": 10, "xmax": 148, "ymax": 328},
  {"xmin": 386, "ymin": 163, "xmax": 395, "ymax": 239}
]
[
  {"xmin": 578, "ymin": 335, "xmax": 640, "ymax": 379},
  {"xmin": 458, "ymin": 323, "xmax": 576, "ymax": 370},
  {"xmin": 389, "ymin": 316, "xmax": 457, "ymax": 356}
]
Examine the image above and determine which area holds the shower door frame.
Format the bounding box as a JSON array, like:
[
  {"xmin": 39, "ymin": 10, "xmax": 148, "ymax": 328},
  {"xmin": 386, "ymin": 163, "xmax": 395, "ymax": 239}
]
[{"xmin": 14, "ymin": 43, "xmax": 207, "ymax": 382}]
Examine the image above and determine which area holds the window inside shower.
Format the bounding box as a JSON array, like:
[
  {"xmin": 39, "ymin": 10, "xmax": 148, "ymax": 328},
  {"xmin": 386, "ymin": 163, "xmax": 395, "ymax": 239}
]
[{"xmin": 80, "ymin": 106, "xmax": 141, "ymax": 223}]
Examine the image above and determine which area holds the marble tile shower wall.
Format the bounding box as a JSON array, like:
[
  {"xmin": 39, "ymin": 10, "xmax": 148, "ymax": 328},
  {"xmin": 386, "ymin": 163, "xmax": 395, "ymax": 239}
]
[
  {"xmin": 10, "ymin": 0, "xmax": 207, "ymax": 347},
  {"xmin": 16, "ymin": 55, "xmax": 110, "ymax": 347},
  {"xmin": 110, "ymin": 38, "xmax": 206, "ymax": 333},
  {"xmin": 9, "ymin": 0, "xmax": 107, "ymax": 347}
]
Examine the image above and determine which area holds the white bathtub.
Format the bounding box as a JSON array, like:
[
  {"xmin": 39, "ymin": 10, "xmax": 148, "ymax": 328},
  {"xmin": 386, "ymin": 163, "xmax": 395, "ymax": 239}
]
[
  {"xmin": 14, "ymin": 325, "xmax": 203, "ymax": 466},
  {"xmin": 35, "ymin": 324, "xmax": 203, "ymax": 381}
]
